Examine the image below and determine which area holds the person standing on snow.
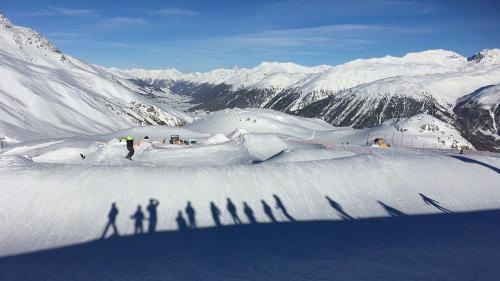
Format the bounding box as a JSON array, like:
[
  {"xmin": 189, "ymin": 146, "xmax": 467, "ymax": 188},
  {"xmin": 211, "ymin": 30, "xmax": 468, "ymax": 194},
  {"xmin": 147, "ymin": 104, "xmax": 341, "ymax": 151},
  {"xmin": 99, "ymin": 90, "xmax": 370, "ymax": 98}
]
[
  {"xmin": 125, "ymin": 136, "xmax": 134, "ymax": 160},
  {"xmin": 146, "ymin": 199, "xmax": 160, "ymax": 233},
  {"xmin": 130, "ymin": 205, "xmax": 145, "ymax": 234},
  {"xmin": 101, "ymin": 202, "xmax": 119, "ymax": 239}
]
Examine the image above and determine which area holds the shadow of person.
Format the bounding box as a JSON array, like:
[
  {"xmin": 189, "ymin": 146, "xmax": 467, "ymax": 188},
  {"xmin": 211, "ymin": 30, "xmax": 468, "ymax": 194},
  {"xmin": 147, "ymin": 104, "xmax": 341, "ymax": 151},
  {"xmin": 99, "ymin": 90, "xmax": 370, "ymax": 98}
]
[
  {"xmin": 243, "ymin": 202, "xmax": 258, "ymax": 224},
  {"xmin": 146, "ymin": 198, "xmax": 160, "ymax": 233},
  {"xmin": 450, "ymin": 155, "xmax": 500, "ymax": 174},
  {"xmin": 130, "ymin": 205, "xmax": 145, "ymax": 235},
  {"xmin": 273, "ymin": 194, "xmax": 296, "ymax": 222},
  {"xmin": 262, "ymin": 200, "xmax": 278, "ymax": 223},
  {"xmin": 101, "ymin": 202, "xmax": 119, "ymax": 239},
  {"xmin": 325, "ymin": 196, "xmax": 354, "ymax": 220},
  {"xmin": 377, "ymin": 201, "xmax": 406, "ymax": 217},
  {"xmin": 176, "ymin": 211, "xmax": 188, "ymax": 231},
  {"xmin": 210, "ymin": 202, "xmax": 222, "ymax": 227},
  {"xmin": 419, "ymin": 193, "xmax": 453, "ymax": 213},
  {"xmin": 185, "ymin": 201, "xmax": 196, "ymax": 229},
  {"xmin": 227, "ymin": 198, "xmax": 242, "ymax": 224}
]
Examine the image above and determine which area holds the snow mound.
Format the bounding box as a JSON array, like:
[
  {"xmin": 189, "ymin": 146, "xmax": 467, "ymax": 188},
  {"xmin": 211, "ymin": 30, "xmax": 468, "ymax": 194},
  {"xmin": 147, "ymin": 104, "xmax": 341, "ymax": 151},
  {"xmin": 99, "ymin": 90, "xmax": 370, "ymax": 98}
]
[
  {"xmin": 0, "ymin": 150, "xmax": 499, "ymax": 257},
  {"xmin": 243, "ymin": 134, "xmax": 288, "ymax": 161},
  {"xmin": 0, "ymin": 107, "xmax": 499, "ymax": 258},
  {"xmin": 309, "ymin": 113, "xmax": 472, "ymax": 150},
  {"xmin": 389, "ymin": 114, "xmax": 473, "ymax": 148},
  {"xmin": 229, "ymin": 128, "xmax": 249, "ymax": 139},
  {"xmin": 186, "ymin": 108, "xmax": 333, "ymax": 139},
  {"xmin": 266, "ymin": 148, "xmax": 355, "ymax": 163},
  {"xmin": 205, "ymin": 134, "xmax": 230, "ymax": 145}
]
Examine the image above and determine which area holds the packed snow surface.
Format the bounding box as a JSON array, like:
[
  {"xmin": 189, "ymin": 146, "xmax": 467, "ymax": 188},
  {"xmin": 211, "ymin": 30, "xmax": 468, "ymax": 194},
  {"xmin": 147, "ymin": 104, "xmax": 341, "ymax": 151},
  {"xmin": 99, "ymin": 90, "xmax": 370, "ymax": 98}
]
[{"xmin": 1, "ymin": 108, "xmax": 499, "ymax": 258}]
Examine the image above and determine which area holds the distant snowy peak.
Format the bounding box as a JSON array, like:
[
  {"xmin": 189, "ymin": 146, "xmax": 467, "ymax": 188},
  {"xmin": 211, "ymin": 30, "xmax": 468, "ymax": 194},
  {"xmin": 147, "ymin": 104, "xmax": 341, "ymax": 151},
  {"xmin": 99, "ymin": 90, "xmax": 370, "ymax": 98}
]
[
  {"xmin": 454, "ymin": 84, "xmax": 500, "ymax": 152},
  {"xmin": 183, "ymin": 51, "xmax": 470, "ymax": 91},
  {"xmin": 296, "ymin": 76, "xmax": 455, "ymax": 129},
  {"xmin": 401, "ymin": 49, "xmax": 465, "ymax": 64},
  {"xmin": 116, "ymin": 49, "xmax": 499, "ymax": 94},
  {"xmin": 184, "ymin": 61, "xmax": 331, "ymax": 90},
  {"xmin": 251, "ymin": 61, "xmax": 331, "ymax": 74},
  {"xmin": 0, "ymin": 13, "xmax": 12, "ymax": 27},
  {"xmin": 474, "ymin": 84, "xmax": 500, "ymax": 106},
  {"xmin": 118, "ymin": 68, "xmax": 185, "ymax": 81},
  {"xmin": 457, "ymin": 84, "xmax": 500, "ymax": 106},
  {"xmin": 0, "ymin": 13, "xmax": 65, "ymax": 66},
  {"xmin": 345, "ymin": 49, "xmax": 465, "ymax": 68},
  {"xmin": 467, "ymin": 49, "xmax": 500, "ymax": 65}
]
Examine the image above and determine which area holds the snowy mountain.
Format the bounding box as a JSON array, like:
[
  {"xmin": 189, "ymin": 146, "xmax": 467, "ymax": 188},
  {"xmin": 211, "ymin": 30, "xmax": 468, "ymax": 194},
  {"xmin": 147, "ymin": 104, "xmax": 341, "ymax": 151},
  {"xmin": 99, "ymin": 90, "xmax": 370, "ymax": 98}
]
[
  {"xmin": 454, "ymin": 84, "xmax": 500, "ymax": 152},
  {"xmin": 0, "ymin": 14, "xmax": 192, "ymax": 143},
  {"xmin": 120, "ymin": 49, "xmax": 500, "ymax": 112},
  {"xmin": 295, "ymin": 61, "xmax": 500, "ymax": 127},
  {"xmin": 1, "ymin": 13, "xmax": 498, "ymax": 151},
  {"xmin": 116, "ymin": 49, "xmax": 500, "ymax": 151}
]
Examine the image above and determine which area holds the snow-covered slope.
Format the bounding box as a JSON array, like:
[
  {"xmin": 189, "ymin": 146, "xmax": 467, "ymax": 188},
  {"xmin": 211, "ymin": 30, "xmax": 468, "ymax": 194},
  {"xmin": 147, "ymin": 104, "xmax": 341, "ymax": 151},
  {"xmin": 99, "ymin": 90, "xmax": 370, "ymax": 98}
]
[
  {"xmin": 1, "ymin": 106, "xmax": 498, "ymax": 281},
  {"xmin": 147, "ymin": 50, "xmax": 469, "ymax": 94},
  {"xmin": 0, "ymin": 14, "xmax": 192, "ymax": 143},
  {"xmin": 296, "ymin": 63, "xmax": 500, "ymax": 128},
  {"xmin": 0, "ymin": 111, "xmax": 498, "ymax": 257},
  {"xmin": 186, "ymin": 109, "xmax": 472, "ymax": 150},
  {"xmin": 454, "ymin": 84, "xmax": 500, "ymax": 152},
  {"xmin": 312, "ymin": 113, "xmax": 472, "ymax": 149},
  {"xmin": 184, "ymin": 62, "xmax": 331, "ymax": 90},
  {"xmin": 119, "ymin": 49, "xmax": 500, "ymax": 113},
  {"xmin": 2, "ymin": 147, "xmax": 499, "ymax": 257},
  {"xmin": 116, "ymin": 68, "xmax": 185, "ymax": 81},
  {"xmin": 186, "ymin": 108, "xmax": 333, "ymax": 138},
  {"xmin": 118, "ymin": 49, "xmax": 500, "ymax": 152}
]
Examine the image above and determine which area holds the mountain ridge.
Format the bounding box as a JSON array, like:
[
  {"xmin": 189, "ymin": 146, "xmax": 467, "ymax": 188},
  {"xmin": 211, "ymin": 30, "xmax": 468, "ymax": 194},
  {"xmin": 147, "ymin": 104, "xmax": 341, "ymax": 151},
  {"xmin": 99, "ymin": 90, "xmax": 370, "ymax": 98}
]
[
  {"xmin": 0, "ymin": 13, "xmax": 192, "ymax": 143},
  {"xmin": 113, "ymin": 49, "xmax": 500, "ymax": 151}
]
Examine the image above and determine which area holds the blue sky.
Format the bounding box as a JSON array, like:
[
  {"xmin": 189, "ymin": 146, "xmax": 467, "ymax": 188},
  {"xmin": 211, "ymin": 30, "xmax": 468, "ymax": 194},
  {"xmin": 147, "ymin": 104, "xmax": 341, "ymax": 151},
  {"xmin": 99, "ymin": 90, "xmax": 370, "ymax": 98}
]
[{"xmin": 2, "ymin": 0, "xmax": 500, "ymax": 72}]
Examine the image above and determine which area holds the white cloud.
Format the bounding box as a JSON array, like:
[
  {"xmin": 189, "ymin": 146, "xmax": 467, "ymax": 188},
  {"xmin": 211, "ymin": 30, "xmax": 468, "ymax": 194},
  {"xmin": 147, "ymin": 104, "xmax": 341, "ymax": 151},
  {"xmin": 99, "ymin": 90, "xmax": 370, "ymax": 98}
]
[
  {"xmin": 202, "ymin": 24, "xmax": 430, "ymax": 49},
  {"xmin": 148, "ymin": 8, "xmax": 199, "ymax": 16},
  {"xmin": 50, "ymin": 7, "xmax": 99, "ymax": 16},
  {"xmin": 99, "ymin": 17, "xmax": 148, "ymax": 28},
  {"xmin": 17, "ymin": 6, "xmax": 99, "ymax": 17}
]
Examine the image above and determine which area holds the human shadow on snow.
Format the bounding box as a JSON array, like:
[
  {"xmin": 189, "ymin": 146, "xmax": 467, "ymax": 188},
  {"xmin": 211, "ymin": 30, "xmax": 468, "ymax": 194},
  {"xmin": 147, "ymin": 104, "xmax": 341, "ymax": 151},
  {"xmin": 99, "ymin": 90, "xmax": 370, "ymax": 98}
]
[
  {"xmin": 419, "ymin": 193, "xmax": 453, "ymax": 213},
  {"xmin": 2, "ymin": 210, "xmax": 500, "ymax": 281},
  {"xmin": 450, "ymin": 155, "xmax": 500, "ymax": 174},
  {"xmin": 377, "ymin": 201, "xmax": 406, "ymax": 217},
  {"xmin": 325, "ymin": 196, "xmax": 355, "ymax": 220}
]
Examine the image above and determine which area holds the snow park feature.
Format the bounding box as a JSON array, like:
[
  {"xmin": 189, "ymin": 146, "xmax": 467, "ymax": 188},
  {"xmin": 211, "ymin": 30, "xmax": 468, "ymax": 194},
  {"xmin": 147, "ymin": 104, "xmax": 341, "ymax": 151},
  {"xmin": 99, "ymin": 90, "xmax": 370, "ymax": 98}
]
[
  {"xmin": 1, "ymin": 108, "xmax": 500, "ymax": 280},
  {"xmin": 0, "ymin": 11, "xmax": 500, "ymax": 281}
]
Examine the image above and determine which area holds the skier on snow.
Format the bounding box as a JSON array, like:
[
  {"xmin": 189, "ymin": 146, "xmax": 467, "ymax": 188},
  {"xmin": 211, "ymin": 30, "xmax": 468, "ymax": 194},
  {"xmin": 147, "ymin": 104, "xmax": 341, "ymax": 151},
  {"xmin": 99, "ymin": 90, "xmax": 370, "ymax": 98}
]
[{"xmin": 124, "ymin": 136, "xmax": 134, "ymax": 160}]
